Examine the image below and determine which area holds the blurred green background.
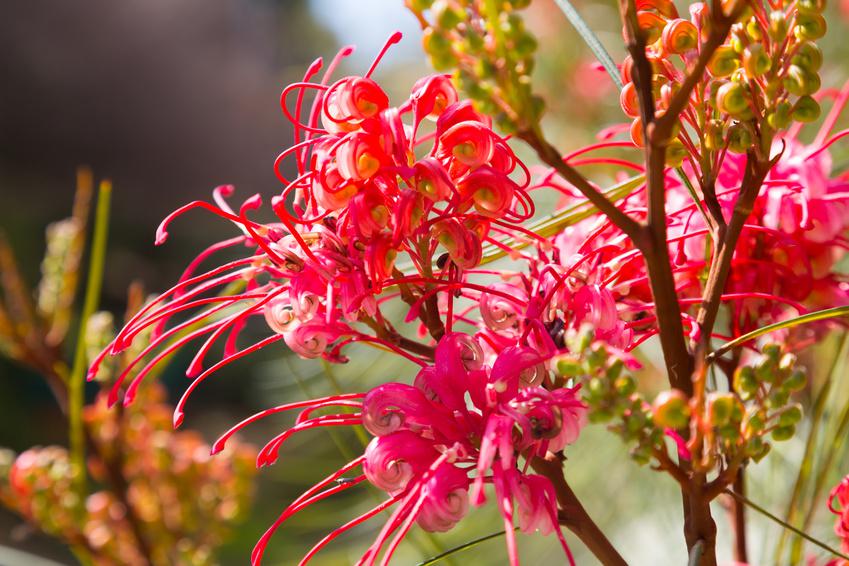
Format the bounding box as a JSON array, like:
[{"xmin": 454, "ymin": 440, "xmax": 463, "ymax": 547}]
[{"xmin": 3, "ymin": 1, "xmax": 849, "ymax": 564}]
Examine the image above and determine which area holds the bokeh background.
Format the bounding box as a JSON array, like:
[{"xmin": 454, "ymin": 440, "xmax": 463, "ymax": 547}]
[{"xmin": 3, "ymin": 0, "xmax": 849, "ymax": 564}]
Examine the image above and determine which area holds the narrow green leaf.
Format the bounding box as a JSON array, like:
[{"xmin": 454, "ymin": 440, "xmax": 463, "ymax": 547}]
[
  {"xmin": 553, "ymin": 0, "xmax": 623, "ymax": 91},
  {"xmin": 68, "ymin": 180, "xmax": 112, "ymax": 506},
  {"xmin": 776, "ymin": 332, "xmax": 849, "ymax": 562},
  {"xmin": 725, "ymin": 489, "xmax": 849, "ymax": 561},
  {"xmin": 416, "ymin": 529, "xmax": 516, "ymax": 566},
  {"xmin": 710, "ymin": 305, "xmax": 849, "ymax": 360}
]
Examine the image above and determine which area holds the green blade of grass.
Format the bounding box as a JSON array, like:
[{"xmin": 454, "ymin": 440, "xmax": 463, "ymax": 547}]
[
  {"xmin": 709, "ymin": 305, "xmax": 849, "ymax": 361},
  {"xmin": 68, "ymin": 180, "xmax": 112, "ymax": 507},
  {"xmin": 416, "ymin": 528, "xmax": 516, "ymax": 566},
  {"xmin": 725, "ymin": 489, "xmax": 849, "ymax": 562},
  {"xmin": 553, "ymin": 0, "xmax": 623, "ymax": 91}
]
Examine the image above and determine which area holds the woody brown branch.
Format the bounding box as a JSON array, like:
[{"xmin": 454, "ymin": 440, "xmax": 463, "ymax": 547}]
[{"xmin": 531, "ymin": 453, "xmax": 627, "ymax": 566}]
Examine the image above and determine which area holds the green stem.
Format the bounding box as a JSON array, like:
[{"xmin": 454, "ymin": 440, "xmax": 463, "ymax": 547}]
[
  {"xmin": 417, "ymin": 529, "xmax": 516, "ymax": 566},
  {"xmin": 776, "ymin": 332, "xmax": 848, "ymax": 562},
  {"xmin": 725, "ymin": 489, "xmax": 849, "ymax": 562},
  {"xmin": 710, "ymin": 305, "xmax": 849, "ymax": 361},
  {"xmin": 68, "ymin": 180, "xmax": 112, "ymax": 508}
]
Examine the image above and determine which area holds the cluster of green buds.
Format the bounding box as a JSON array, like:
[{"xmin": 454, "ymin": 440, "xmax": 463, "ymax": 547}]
[
  {"xmin": 406, "ymin": 0, "xmax": 543, "ymax": 132},
  {"xmin": 651, "ymin": 342, "xmax": 807, "ymax": 471},
  {"xmin": 708, "ymin": 0, "xmax": 826, "ymax": 148},
  {"xmin": 724, "ymin": 342, "xmax": 807, "ymax": 461},
  {"xmin": 620, "ymin": 0, "xmax": 826, "ymax": 166},
  {"xmin": 1, "ymin": 382, "xmax": 257, "ymax": 565},
  {"xmin": 554, "ymin": 330, "xmax": 663, "ymax": 466}
]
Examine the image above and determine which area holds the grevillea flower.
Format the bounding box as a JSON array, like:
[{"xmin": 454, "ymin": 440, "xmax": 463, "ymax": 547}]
[
  {"xmin": 87, "ymin": 32, "xmax": 536, "ymax": 411},
  {"xmin": 829, "ymin": 475, "xmax": 849, "ymax": 553},
  {"xmin": 210, "ymin": 334, "xmax": 586, "ymax": 565}
]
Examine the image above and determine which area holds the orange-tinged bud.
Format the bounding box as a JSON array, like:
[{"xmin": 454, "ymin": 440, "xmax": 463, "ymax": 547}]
[{"xmin": 662, "ymin": 19, "xmax": 698, "ymax": 54}]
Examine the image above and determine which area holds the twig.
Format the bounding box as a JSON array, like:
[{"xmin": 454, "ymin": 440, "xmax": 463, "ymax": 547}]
[{"xmin": 531, "ymin": 453, "xmax": 627, "ymax": 566}]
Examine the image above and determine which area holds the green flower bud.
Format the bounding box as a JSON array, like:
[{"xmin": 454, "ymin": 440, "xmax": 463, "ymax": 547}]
[
  {"xmin": 785, "ymin": 65, "xmax": 821, "ymax": 97},
  {"xmin": 708, "ymin": 46, "xmax": 740, "ymax": 78},
  {"xmin": 555, "ymin": 355, "xmax": 583, "ymax": 377},
  {"xmin": 705, "ymin": 119, "xmax": 725, "ymax": 151},
  {"xmin": 734, "ymin": 365, "xmax": 758, "ymax": 400},
  {"xmin": 433, "ymin": 0, "xmax": 466, "ymax": 29},
  {"xmin": 408, "ymin": 0, "xmax": 435, "ymax": 11},
  {"xmin": 666, "ymin": 139, "xmax": 688, "ymax": 167},
  {"xmin": 767, "ymin": 101, "xmax": 793, "ymax": 130},
  {"xmin": 717, "ymin": 82, "xmax": 750, "ymax": 117},
  {"xmin": 792, "ymin": 42, "xmax": 823, "ymax": 72},
  {"xmin": 747, "ymin": 436, "xmax": 771, "ymax": 461},
  {"xmin": 766, "ymin": 388, "xmax": 790, "ymax": 409},
  {"xmin": 652, "ymin": 389, "xmax": 691, "ymax": 430},
  {"xmin": 793, "ymin": 96, "xmax": 821, "ymax": 123},
  {"xmin": 797, "ymin": 0, "xmax": 826, "ymax": 12},
  {"xmin": 772, "ymin": 424, "xmax": 796, "ymax": 441},
  {"xmin": 727, "ymin": 122, "xmax": 753, "ymax": 153},
  {"xmin": 746, "ymin": 17, "xmax": 763, "ymax": 41},
  {"xmin": 778, "ymin": 352, "xmax": 797, "ymax": 373},
  {"xmin": 743, "ymin": 44, "xmax": 771, "ymax": 76},
  {"xmin": 769, "ymin": 11, "xmax": 788, "ymax": 41},
  {"xmin": 762, "ymin": 342, "xmax": 782, "ymax": 361},
  {"xmin": 778, "ymin": 405, "xmax": 803, "ymax": 427},
  {"xmin": 708, "ymin": 392, "xmax": 739, "ymax": 427},
  {"xmin": 423, "ymin": 28, "xmax": 456, "ymax": 71},
  {"xmin": 719, "ymin": 424, "xmax": 741, "ymax": 441},
  {"xmin": 615, "ymin": 374, "xmax": 637, "ymax": 396},
  {"xmin": 794, "ymin": 13, "xmax": 827, "ymax": 41},
  {"xmin": 745, "ymin": 410, "xmax": 766, "ymax": 435},
  {"xmin": 589, "ymin": 408, "xmax": 614, "ymax": 423},
  {"xmin": 783, "ymin": 369, "xmax": 807, "ymax": 392},
  {"xmin": 587, "ymin": 377, "xmax": 606, "ymax": 398}
]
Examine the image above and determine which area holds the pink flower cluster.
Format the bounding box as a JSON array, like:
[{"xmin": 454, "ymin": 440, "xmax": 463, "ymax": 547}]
[
  {"xmin": 534, "ymin": 93, "xmax": 849, "ymax": 351},
  {"xmin": 211, "ymin": 334, "xmax": 585, "ymax": 565}
]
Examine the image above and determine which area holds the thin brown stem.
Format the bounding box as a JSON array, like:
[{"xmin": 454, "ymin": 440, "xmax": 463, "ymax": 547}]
[
  {"xmin": 531, "ymin": 453, "xmax": 627, "ymax": 566},
  {"xmin": 517, "ymin": 128, "xmax": 643, "ymax": 243}
]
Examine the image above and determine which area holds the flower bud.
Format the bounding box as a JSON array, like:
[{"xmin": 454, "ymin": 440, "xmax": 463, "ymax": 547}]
[
  {"xmin": 666, "ymin": 139, "xmax": 688, "ymax": 167},
  {"xmin": 794, "ymin": 13, "xmax": 827, "ymax": 41},
  {"xmin": 637, "ymin": 10, "xmax": 668, "ymax": 44},
  {"xmin": 708, "ymin": 45, "xmax": 739, "ymax": 77},
  {"xmin": 662, "ymin": 19, "xmax": 699, "ymax": 54},
  {"xmin": 792, "ymin": 42, "xmax": 823, "ymax": 72},
  {"xmin": 793, "ymin": 96, "xmax": 821, "ymax": 123},
  {"xmin": 727, "ymin": 122, "xmax": 753, "ymax": 153},
  {"xmin": 432, "ymin": 0, "xmax": 465, "ymax": 29},
  {"xmin": 423, "ymin": 28, "xmax": 456, "ymax": 72},
  {"xmin": 615, "ymin": 374, "xmax": 637, "ymax": 396},
  {"xmin": 784, "ymin": 65, "xmax": 820, "ymax": 97},
  {"xmin": 768, "ymin": 11, "xmax": 787, "ymax": 41},
  {"xmin": 778, "ymin": 405, "xmax": 803, "ymax": 427},
  {"xmin": 705, "ymin": 119, "xmax": 725, "ymax": 151},
  {"xmin": 620, "ymin": 81, "xmax": 641, "ymax": 118},
  {"xmin": 767, "ymin": 101, "xmax": 793, "ymax": 130},
  {"xmin": 652, "ymin": 389, "xmax": 691, "ymax": 429},
  {"xmin": 797, "ymin": 0, "xmax": 826, "ymax": 12},
  {"xmin": 747, "ymin": 436, "xmax": 771, "ymax": 461},
  {"xmin": 783, "ymin": 369, "xmax": 807, "ymax": 392},
  {"xmin": 743, "ymin": 44, "xmax": 770, "ymax": 77},
  {"xmin": 734, "ymin": 365, "xmax": 758, "ymax": 400},
  {"xmin": 766, "ymin": 388, "xmax": 790, "ymax": 409},
  {"xmin": 717, "ymin": 82, "xmax": 750, "ymax": 118},
  {"xmin": 555, "ymin": 355, "xmax": 584, "ymax": 377},
  {"xmin": 708, "ymin": 392, "xmax": 739, "ymax": 427},
  {"xmin": 745, "ymin": 17, "xmax": 763, "ymax": 41},
  {"xmin": 630, "ymin": 117, "xmax": 645, "ymax": 148},
  {"xmin": 771, "ymin": 424, "xmax": 796, "ymax": 441}
]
